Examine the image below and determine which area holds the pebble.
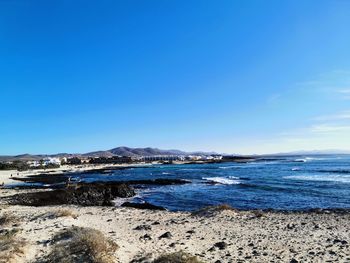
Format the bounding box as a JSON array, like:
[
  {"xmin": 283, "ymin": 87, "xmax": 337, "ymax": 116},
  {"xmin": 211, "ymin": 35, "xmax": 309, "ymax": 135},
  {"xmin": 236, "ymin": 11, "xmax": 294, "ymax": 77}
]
[{"xmin": 158, "ymin": 231, "xmax": 172, "ymax": 239}]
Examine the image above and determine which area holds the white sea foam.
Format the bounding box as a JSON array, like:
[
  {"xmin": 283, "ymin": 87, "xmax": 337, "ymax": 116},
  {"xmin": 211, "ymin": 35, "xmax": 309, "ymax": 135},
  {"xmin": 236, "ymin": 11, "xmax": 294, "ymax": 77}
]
[
  {"xmin": 113, "ymin": 194, "xmax": 139, "ymax": 206},
  {"xmin": 202, "ymin": 177, "xmax": 240, "ymax": 185},
  {"xmin": 291, "ymin": 167, "xmax": 301, "ymax": 171},
  {"xmin": 293, "ymin": 157, "xmax": 323, "ymax": 163},
  {"xmin": 219, "ymin": 166, "xmax": 238, "ymax": 169},
  {"xmin": 284, "ymin": 175, "xmax": 350, "ymax": 183},
  {"xmin": 305, "ymin": 157, "xmax": 315, "ymax": 160},
  {"xmin": 294, "ymin": 158, "xmax": 307, "ymax": 163},
  {"xmin": 162, "ymin": 172, "xmax": 171, "ymax": 175}
]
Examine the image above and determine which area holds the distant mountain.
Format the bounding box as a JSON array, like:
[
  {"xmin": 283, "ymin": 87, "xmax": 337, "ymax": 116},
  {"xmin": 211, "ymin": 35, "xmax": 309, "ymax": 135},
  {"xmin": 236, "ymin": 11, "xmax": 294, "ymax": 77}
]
[
  {"xmin": 0, "ymin": 147, "xmax": 217, "ymax": 162},
  {"xmin": 84, "ymin": 147, "xmax": 189, "ymax": 157},
  {"xmin": 0, "ymin": 154, "xmax": 44, "ymax": 162},
  {"xmin": 0, "ymin": 153, "xmax": 77, "ymax": 162},
  {"xmin": 82, "ymin": 151, "xmax": 115, "ymax": 158}
]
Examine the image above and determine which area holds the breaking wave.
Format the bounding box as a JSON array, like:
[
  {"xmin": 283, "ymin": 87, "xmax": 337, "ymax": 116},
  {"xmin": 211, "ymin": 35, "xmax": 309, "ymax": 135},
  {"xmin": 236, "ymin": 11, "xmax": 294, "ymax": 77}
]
[
  {"xmin": 202, "ymin": 176, "xmax": 240, "ymax": 185},
  {"xmin": 317, "ymin": 169, "xmax": 350, "ymax": 174},
  {"xmin": 284, "ymin": 175, "xmax": 350, "ymax": 183}
]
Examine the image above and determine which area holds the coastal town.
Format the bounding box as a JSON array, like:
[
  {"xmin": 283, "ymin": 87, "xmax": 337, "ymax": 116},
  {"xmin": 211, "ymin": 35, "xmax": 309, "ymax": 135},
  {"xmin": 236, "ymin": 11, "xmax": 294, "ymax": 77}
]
[
  {"xmin": 0, "ymin": 151, "xmax": 239, "ymax": 189},
  {"xmin": 0, "ymin": 153, "xmax": 238, "ymax": 172}
]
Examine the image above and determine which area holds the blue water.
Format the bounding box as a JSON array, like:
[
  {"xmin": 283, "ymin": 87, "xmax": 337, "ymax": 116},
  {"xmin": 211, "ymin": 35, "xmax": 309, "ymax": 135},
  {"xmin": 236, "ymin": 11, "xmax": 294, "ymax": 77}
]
[{"xmin": 77, "ymin": 155, "xmax": 350, "ymax": 211}]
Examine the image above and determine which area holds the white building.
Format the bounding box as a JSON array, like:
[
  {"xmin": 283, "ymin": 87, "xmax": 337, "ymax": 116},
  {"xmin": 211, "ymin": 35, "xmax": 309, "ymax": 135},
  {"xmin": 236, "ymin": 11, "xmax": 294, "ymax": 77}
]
[
  {"xmin": 186, "ymin": 155, "xmax": 203, "ymax": 161},
  {"xmin": 27, "ymin": 160, "xmax": 41, "ymax": 167},
  {"xmin": 42, "ymin": 157, "xmax": 61, "ymax": 166}
]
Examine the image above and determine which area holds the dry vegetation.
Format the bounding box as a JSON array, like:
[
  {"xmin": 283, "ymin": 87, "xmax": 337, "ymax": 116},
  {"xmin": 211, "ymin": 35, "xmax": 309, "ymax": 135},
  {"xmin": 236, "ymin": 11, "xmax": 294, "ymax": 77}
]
[
  {"xmin": 49, "ymin": 209, "xmax": 78, "ymax": 219},
  {"xmin": 31, "ymin": 209, "xmax": 78, "ymax": 222},
  {"xmin": 40, "ymin": 226, "xmax": 118, "ymax": 263},
  {"xmin": 0, "ymin": 212, "xmax": 18, "ymax": 227},
  {"xmin": 153, "ymin": 251, "xmax": 203, "ymax": 263},
  {"xmin": 191, "ymin": 204, "xmax": 236, "ymax": 217},
  {"xmin": 0, "ymin": 214, "xmax": 26, "ymax": 263}
]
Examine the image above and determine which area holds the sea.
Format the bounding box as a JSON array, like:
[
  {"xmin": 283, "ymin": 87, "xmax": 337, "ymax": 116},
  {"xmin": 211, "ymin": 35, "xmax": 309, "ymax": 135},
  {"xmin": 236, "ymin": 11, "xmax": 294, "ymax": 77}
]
[{"xmin": 72, "ymin": 154, "xmax": 350, "ymax": 211}]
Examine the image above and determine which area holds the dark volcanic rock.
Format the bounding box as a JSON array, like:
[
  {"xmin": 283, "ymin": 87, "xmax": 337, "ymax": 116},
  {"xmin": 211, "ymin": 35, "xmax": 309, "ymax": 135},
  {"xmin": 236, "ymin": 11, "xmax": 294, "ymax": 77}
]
[
  {"xmin": 7, "ymin": 184, "xmax": 135, "ymax": 206},
  {"xmin": 121, "ymin": 202, "xmax": 166, "ymax": 210},
  {"xmin": 333, "ymin": 239, "xmax": 348, "ymax": 245},
  {"xmin": 159, "ymin": 232, "xmax": 172, "ymax": 239},
  {"xmin": 134, "ymin": 225, "xmax": 152, "ymax": 231},
  {"xmin": 214, "ymin": 241, "xmax": 228, "ymax": 250}
]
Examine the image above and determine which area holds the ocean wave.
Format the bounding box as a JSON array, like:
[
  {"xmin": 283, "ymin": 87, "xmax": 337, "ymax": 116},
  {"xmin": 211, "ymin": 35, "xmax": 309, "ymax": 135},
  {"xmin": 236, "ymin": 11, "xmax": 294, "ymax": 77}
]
[
  {"xmin": 293, "ymin": 158, "xmax": 307, "ymax": 163},
  {"xmin": 219, "ymin": 166, "xmax": 239, "ymax": 169},
  {"xmin": 113, "ymin": 194, "xmax": 140, "ymax": 206},
  {"xmin": 292, "ymin": 157, "xmax": 326, "ymax": 163},
  {"xmin": 162, "ymin": 172, "xmax": 171, "ymax": 175},
  {"xmin": 180, "ymin": 168, "xmax": 202, "ymax": 171},
  {"xmin": 305, "ymin": 157, "xmax": 316, "ymax": 161},
  {"xmin": 284, "ymin": 175, "xmax": 350, "ymax": 183},
  {"xmin": 292, "ymin": 167, "xmax": 301, "ymax": 171},
  {"xmin": 317, "ymin": 169, "xmax": 350, "ymax": 174},
  {"xmin": 202, "ymin": 177, "xmax": 240, "ymax": 185}
]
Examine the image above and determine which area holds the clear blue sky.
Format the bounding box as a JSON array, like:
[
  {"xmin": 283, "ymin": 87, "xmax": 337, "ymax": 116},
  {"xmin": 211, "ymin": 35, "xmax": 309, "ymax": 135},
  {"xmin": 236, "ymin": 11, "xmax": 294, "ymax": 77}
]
[{"xmin": 1, "ymin": 0, "xmax": 350, "ymax": 155}]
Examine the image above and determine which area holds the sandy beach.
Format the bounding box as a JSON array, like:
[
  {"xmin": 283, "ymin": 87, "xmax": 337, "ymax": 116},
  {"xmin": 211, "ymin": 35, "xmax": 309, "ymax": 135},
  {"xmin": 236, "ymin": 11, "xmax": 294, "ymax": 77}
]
[
  {"xmin": 1, "ymin": 193, "xmax": 349, "ymax": 263},
  {"xmin": 0, "ymin": 164, "xmax": 151, "ymax": 187}
]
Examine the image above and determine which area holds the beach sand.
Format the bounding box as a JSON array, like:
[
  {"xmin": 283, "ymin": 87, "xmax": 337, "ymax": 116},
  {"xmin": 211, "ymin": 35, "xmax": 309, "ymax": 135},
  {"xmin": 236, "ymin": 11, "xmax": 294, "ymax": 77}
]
[
  {"xmin": 0, "ymin": 194, "xmax": 349, "ymax": 263},
  {"xmin": 0, "ymin": 163, "xmax": 149, "ymax": 187}
]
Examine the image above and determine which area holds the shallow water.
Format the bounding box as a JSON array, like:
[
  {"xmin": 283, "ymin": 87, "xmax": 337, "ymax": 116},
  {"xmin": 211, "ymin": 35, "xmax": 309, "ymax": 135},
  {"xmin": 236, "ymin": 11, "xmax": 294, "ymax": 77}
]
[{"xmin": 75, "ymin": 155, "xmax": 350, "ymax": 211}]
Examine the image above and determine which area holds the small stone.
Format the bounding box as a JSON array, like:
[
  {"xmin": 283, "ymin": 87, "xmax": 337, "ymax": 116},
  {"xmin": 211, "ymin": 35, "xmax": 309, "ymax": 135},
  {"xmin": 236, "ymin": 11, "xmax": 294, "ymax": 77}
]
[
  {"xmin": 159, "ymin": 232, "xmax": 172, "ymax": 239},
  {"xmin": 140, "ymin": 234, "xmax": 152, "ymax": 240},
  {"xmin": 214, "ymin": 241, "xmax": 228, "ymax": 250},
  {"xmin": 134, "ymin": 225, "xmax": 152, "ymax": 231},
  {"xmin": 208, "ymin": 247, "xmax": 215, "ymax": 252}
]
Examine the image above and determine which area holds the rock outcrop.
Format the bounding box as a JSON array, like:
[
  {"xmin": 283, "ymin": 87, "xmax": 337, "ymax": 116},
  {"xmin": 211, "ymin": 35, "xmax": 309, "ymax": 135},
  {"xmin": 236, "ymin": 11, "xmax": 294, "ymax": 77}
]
[{"xmin": 7, "ymin": 183, "xmax": 135, "ymax": 206}]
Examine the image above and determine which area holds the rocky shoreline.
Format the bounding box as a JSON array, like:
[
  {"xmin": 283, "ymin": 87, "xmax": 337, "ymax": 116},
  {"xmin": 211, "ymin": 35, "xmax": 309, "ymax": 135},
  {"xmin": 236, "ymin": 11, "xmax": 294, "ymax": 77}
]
[{"xmin": 1, "ymin": 178, "xmax": 192, "ymax": 209}]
